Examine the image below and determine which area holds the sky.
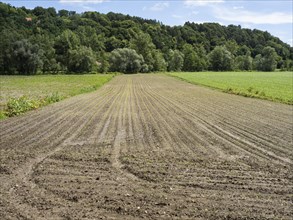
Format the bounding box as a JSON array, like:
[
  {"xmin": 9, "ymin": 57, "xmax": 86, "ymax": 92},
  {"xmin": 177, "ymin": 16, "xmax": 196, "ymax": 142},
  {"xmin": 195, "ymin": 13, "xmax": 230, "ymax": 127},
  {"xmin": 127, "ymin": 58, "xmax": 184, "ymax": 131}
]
[{"xmin": 2, "ymin": 0, "xmax": 293, "ymax": 46}]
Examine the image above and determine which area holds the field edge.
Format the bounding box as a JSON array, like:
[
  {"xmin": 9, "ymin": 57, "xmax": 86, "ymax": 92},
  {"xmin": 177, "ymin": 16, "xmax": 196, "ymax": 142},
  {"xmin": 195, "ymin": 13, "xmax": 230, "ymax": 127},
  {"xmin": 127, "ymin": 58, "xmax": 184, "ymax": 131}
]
[
  {"xmin": 0, "ymin": 74, "xmax": 116, "ymax": 120},
  {"xmin": 165, "ymin": 72, "xmax": 293, "ymax": 105}
]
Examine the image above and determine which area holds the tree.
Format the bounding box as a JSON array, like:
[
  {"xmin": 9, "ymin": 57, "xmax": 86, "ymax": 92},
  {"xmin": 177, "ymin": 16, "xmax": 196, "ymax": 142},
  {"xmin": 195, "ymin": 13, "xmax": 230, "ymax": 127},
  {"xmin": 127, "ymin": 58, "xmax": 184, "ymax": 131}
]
[
  {"xmin": 253, "ymin": 54, "xmax": 263, "ymax": 71},
  {"xmin": 235, "ymin": 52, "xmax": 252, "ymax": 71},
  {"xmin": 12, "ymin": 39, "xmax": 43, "ymax": 74},
  {"xmin": 109, "ymin": 48, "xmax": 144, "ymax": 73},
  {"xmin": 254, "ymin": 46, "xmax": 279, "ymax": 71},
  {"xmin": 130, "ymin": 32, "xmax": 156, "ymax": 72},
  {"xmin": 224, "ymin": 40, "xmax": 239, "ymax": 56},
  {"xmin": 47, "ymin": 7, "xmax": 57, "ymax": 17},
  {"xmin": 67, "ymin": 46, "xmax": 96, "ymax": 73},
  {"xmin": 0, "ymin": 2, "xmax": 292, "ymax": 75},
  {"xmin": 105, "ymin": 36, "xmax": 124, "ymax": 52},
  {"xmin": 152, "ymin": 50, "xmax": 167, "ymax": 72},
  {"xmin": 77, "ymin": 26, "xmax": 105, "ymax": 52},
  {"xmin": 182, "ymin": 44, "xmax": 206, "ymax": 71},
  {"xmin": 182, "ymin": 44, "xmax": 197, "ymax": 71},
  {"xmin": 58, "ymin": 9, "xmax": 69, "ymax": 17},
  {"xmin": 98, "ymin": 51, "xmax": 110, "ymax": 73},
  {"xmin": 30, "ymin": 35, "xmax": 60, "ymax": 73},
  {"xmin": 0, "ymin": 30, "xmax": 22, "ymax": 74},
  {"xmin": 166, "ymin": 49, "xmax": 184, "ymax": 71},
  {"xmin": 32, "ymin": 6, "xmax": 48, "ymax": 17},
  {"xmin": 54, "ymin": 30, "xmax": 80, "ymax": 70},
  {"xmin": 261, "ymin": 46, "xmax": 279, "ymax": 71},
  {"xmin": 280, "ymin": 59, "xmax": 293, "ymax": 71},
  {"xmin": 236, "ymin": 45, "xmax": 251, "ymax": 56},
  {"xmin": 208, "ymin": 46, "xmax": 234, "ymax": 71}
]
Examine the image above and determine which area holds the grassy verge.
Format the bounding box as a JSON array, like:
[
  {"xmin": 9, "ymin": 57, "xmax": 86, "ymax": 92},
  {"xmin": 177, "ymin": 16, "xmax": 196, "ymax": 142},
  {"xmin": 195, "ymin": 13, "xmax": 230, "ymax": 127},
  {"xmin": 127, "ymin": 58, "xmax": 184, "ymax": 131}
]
[
  {"xmin": 167, "ymin": 72, "xmax": 293, "ymax": 104},
  {"xmin": 0, "ymin": 74, "xmax": 115, "ymax": 119}
]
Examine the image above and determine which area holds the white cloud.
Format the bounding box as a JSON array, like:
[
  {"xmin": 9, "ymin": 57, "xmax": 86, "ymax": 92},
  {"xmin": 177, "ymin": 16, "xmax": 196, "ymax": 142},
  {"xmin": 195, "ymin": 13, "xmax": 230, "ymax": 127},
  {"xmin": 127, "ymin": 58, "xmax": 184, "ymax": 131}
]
[
  {"xmin": 233, "ymin": 6, "xmax": 244, "ymax": 10},
  {"xmin": 150, "ymin": 2, "xmax": 169, "ymax": 11},
  {"xmin": 59, "ymin": 0, "xmax": 106, "ymax": 4},
  {"xmin": 184, "ymin": 0, "xmax": 224, "ymax": 7},
  {"xmin": 214, "ymin": 7, "xmax": 292, "ymax": 24}
]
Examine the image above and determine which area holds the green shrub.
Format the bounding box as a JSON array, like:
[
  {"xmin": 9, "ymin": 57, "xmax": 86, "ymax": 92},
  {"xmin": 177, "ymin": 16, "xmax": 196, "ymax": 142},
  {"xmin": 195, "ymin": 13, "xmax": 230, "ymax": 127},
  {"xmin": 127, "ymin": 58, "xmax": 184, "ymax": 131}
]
[
  {"xmin": 6, "ymin": 96, "xmax": 40, "ymax": 117},
  {"xmin": 0, "ymin": 111, "xmax": 7, "ymax": 119},
  {"xmin": 44, "ymin": 92, "xmax": 63, "ymax": 104},
  {"xmin": 4, "ymin": 93, "xmax": 64, "ymax": 117}
]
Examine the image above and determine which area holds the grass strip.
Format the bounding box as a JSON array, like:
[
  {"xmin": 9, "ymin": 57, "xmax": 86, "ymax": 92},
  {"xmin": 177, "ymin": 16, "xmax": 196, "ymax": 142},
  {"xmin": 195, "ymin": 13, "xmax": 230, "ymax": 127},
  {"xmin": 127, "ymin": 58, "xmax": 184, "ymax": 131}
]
[
  {"xmin": 166, "ymin": 72, "xmax": 293, "ymax": 105},
  {"xmin": 0, "ymin": 74, "xmax": 116, "ymax": 119}
]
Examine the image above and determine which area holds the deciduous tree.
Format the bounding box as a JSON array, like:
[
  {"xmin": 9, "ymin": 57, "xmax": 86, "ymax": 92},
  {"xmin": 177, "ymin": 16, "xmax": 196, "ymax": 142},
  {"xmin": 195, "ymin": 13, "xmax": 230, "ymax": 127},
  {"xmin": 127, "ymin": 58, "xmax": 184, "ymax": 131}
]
[
  {"xmin": 12, "ymin": 39, "xmax": 43, "ymax": 74},
  {"xmin": 68, "ymin": 46, "xmax": 96, "ymax": 73},
  {"xmin": 109, "ymin": 48, "xmax": 144, "ymax": 73},
  {"xmin": 208, "ymin": 46, "xmax": 234, "ymax": 71}
]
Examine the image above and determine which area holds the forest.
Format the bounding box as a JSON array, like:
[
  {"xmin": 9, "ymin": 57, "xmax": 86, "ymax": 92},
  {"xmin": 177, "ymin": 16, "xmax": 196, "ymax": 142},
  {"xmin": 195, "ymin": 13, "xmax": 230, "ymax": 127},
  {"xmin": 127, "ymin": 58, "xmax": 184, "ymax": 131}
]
[{"xmin": 0, "ymin": 2, "xmax": 292, "ymax": 74}]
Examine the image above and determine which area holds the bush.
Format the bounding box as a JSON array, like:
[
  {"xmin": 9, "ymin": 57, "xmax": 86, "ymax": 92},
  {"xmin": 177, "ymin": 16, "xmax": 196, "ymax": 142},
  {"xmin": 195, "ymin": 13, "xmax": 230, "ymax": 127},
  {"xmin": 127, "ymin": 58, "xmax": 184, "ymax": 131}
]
[
  {"xmin": 6, "ymin": 96, "xmax": 40, "ymax": 116},
  {"xmin": 4, "ymin": 93, "xmax": 63, "ymax": 117}
]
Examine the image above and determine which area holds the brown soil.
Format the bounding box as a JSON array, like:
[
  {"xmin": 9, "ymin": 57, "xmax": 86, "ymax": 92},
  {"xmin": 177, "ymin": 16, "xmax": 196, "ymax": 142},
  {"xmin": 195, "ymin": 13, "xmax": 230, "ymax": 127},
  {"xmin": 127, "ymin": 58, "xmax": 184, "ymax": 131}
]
[{"xmin": 0, "ymin": 74, "xmax": 292, "ymax": 220}]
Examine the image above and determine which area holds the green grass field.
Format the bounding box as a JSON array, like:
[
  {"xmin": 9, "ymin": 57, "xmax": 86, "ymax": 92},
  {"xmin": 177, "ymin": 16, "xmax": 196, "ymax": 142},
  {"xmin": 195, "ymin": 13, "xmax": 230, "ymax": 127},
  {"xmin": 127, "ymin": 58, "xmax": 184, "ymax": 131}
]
[
  {"xmin": 168, "ymin": 72, "xmax": 293, "ymax": 104},
  {"xmin": 0, "ymin": 74, "xmax": 115, "ymax": 118}
]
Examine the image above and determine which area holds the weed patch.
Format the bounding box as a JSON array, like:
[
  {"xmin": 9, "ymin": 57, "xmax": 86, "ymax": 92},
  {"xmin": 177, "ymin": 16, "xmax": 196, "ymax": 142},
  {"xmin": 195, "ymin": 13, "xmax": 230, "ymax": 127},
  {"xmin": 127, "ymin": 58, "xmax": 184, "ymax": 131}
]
[{"xmin": 2, "ymin": 93, "xmax": 64, "ymax": 117}]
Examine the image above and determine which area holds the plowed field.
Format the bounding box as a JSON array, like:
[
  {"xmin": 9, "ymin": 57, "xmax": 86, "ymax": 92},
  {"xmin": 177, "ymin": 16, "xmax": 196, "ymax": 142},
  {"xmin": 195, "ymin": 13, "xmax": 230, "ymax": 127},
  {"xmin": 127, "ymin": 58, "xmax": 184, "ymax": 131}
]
[{"xmin": 0, "ymin": 74, "xmax": 292, "ymax": 219}]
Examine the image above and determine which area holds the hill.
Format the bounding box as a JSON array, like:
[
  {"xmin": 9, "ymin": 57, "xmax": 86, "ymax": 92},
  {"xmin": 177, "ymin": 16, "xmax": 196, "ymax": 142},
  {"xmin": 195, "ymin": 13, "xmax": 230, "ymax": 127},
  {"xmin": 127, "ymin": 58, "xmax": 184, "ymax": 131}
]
[{"xmin": 0, "ymin": 2, "xmax": 292, "ymax": 74}]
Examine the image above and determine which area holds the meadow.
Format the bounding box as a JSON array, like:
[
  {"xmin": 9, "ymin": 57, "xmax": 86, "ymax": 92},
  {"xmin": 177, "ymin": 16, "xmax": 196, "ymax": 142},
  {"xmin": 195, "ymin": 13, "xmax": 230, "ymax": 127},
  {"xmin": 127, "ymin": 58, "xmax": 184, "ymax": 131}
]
[
  {"xmin": 168, "ymin": 71, "xmax": 293, "ymax": 104},
  {"xmin": 0, "ymin": 74, "xmax": 114, "ymax": 117}
]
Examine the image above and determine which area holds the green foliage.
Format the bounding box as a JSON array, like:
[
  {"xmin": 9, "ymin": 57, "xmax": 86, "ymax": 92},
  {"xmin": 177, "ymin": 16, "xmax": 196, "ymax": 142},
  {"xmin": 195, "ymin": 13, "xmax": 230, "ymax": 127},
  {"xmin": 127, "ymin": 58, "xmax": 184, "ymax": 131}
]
[
  {"xmin": 281, "ymin": 59, "xmax": 293, "ymax": 71},
  {"xmin": 168, "ymin": 72, "xmax": 293, "ymax": 104},
  {"xmin": 4, "ymin": 93, "xmax": 64, "ymax": 117},
  {"xmin": 76, "ymin": 26, "xmax": 105, "ymax": 52},
  {"xmin": 182, "ymin": 44, "xmax": 206, "ymax": 71},
  {"xmin": 6, "ymin": 96, "xmax": 42, "ymax": 117},
  {"xmin": 54, "ymin": 30, "xmax": 80, "ymax": 69},
  {"xmin": 208, "ymin": 46, "xmax": 234, "ymax": 71},
  {"xmin": 166, "ymin": 49, "xmax": 184, "ymax": 71},
  {"xmin": 12, "ymin": 39, "xmax": 44, "ymax": 74},
  {"xmin": 0, "ymin": 29, "xmax": 23, "ymax": 74},
  {"xmin": 68, "ymin": 46, "xmax": 96, "ymax": 73},
  {"xmin": 224, "ymin": 40, "xmax": 239, "ymax": 56},
  {"xmin": 44, "ymin": 92, "xmax": 63, "ymax": 103},
  {"xmin": 130, "ymin": 32, "xmax": 156, "ymax": 72},
  {"xmin": 98, "ymin": 51, "xmax": 110, "ymax": 73},
  {"xmin": 235, "ymin": 53, "xmax": 253, "ymax": 71},
  {"xmin": 0, "ymin": 2, "xmax": 292, "ymax": 74},
  {"xmin": 152, "ymin": 50, "xmax": 167, "ymax": 72},
  {"xmin": 109, "ymin": 48, "xmax": 144, "ymax": 73},
  {"xmin": 30, "ymin": 35, "xmax": 61, "ymax": 73},
  {"xmin": 0, "ymin": 74, "xmax": 114, "ymax": 118},
  {"xmin": 0, "ymin": 111, "xmax": 6, "ymax": 120},
  {"xmin": 254, "ymin": 46, "xmax": 279, "ymax": 71}
]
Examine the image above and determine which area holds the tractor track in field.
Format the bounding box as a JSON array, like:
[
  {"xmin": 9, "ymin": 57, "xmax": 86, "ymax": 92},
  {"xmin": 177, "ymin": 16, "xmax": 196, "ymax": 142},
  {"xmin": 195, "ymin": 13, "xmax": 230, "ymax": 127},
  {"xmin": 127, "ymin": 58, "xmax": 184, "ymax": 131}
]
[{"xmin": 0, "ymin": 74, "xmax": 292, "ymax": 219}]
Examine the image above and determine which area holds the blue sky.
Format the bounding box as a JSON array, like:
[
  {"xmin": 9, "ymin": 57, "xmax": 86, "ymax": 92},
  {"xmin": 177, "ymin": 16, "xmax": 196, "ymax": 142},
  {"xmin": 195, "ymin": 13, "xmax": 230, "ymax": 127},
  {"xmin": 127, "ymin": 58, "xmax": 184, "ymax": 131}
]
[{"xmin": 2, "ymin": 0, "xmax": 293, "ymax": 45}]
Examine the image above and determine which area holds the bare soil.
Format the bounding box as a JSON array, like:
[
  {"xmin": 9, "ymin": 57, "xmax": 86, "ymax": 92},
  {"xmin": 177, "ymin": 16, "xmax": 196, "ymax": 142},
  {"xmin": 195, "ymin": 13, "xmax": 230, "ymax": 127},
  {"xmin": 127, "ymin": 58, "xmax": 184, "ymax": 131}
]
[{"xmin": 0, "ymin": 74, "xmax": 292, "ymax": 220}]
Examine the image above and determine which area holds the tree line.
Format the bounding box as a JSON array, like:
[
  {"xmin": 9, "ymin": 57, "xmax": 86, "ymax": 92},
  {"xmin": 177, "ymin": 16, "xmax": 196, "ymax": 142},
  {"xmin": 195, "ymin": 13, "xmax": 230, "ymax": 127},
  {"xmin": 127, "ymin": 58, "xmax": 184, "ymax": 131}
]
[{"xmin": 0, "ymin": 2, "xmax": 292, "ymax": 74}]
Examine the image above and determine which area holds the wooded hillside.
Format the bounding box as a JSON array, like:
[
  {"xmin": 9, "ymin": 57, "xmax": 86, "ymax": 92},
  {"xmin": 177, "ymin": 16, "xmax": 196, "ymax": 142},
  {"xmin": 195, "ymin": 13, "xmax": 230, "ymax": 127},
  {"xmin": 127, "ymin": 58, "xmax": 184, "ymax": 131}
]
[{"xmin": 1, "ymin": 2, "xmax": 292, "ymax": 74}]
